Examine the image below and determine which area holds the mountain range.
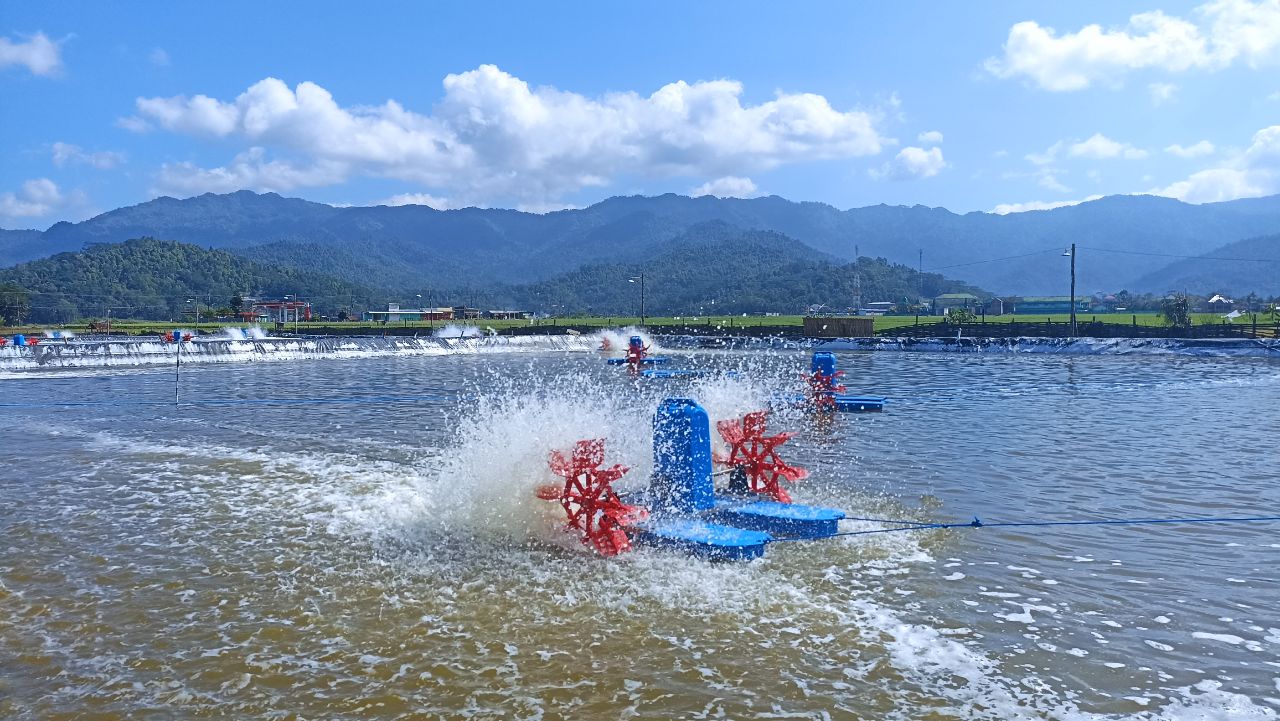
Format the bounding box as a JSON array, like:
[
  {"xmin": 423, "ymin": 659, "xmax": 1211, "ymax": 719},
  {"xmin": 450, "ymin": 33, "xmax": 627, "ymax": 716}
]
[
  {"xmin": 3, "ymin": 190, "xmax": 1280, "ymax": 296},
  {"xmin": 0, "ymin": 225, "xmax": 983, "ymax": 322}
]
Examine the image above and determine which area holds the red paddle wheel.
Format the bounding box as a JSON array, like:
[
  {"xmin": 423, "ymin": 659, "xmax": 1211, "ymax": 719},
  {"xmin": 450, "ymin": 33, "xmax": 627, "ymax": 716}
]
[
  {"xmin": 713, "ymin": 411, "xmax": 809, "ymax": 503},
  {"xmin": 536, "ymin": 439, "xmax": 649, "ymax": 556},
  {"xmin": 806, "ymin": 368, "xmax": 846, "ymax": 412},
  {"xmin": 625, "ymin": 342, "xmax": 648, "ymax": 372}
]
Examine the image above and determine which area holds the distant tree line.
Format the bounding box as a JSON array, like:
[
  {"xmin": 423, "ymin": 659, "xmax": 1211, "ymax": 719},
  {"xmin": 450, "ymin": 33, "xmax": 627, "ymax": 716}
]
[
  {"xmin": 0, "ymin": 237, "xmax": 386, "ymax": 324},
  {"xmin": 496, "ymin": 225, "xmax": 984, "ymax": 315}
]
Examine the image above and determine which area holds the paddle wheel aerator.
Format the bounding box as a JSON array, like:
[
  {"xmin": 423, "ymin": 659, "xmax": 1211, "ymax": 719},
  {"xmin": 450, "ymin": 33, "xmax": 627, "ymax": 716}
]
[
  {"xmin": 534, "ymin": 399, "xmax": 846, "ymax": 561},
  {"xmin": 714, "ymin": 410, "xmax": 809, "ymax": 503},
  {"xmin": 625, "ymin": 336, "xmax": 649, "ymax": 371},
  {"xmin": 806, "ymin": 367, "xmax": 846, "ymax": 413},
  {"xmin": 537, "ymin": 439, "xmax": 649, "ymax": 556}
]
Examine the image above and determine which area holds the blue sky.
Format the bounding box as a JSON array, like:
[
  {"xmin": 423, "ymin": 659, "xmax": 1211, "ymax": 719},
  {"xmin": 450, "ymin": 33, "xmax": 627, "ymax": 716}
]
[{"xmin": 2, "ymin": 0, "xmax": 1278, "ymax": 228}]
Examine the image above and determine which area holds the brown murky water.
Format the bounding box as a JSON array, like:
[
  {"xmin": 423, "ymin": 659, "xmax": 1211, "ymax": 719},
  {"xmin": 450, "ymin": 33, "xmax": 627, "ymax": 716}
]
[{"xmin": 2, "ymin": 347, "xmax": 1277, "ymax": 719}]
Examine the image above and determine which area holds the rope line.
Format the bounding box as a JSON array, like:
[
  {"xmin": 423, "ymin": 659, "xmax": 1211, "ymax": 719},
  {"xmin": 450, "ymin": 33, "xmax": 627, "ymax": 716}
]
[
  {"xmin": 767, "ymin": 514, "xmax": 1280, "ymax": 544},
  {"xmin": 0, "ymin": 393, "xmax": 465, "ymax": 409}
]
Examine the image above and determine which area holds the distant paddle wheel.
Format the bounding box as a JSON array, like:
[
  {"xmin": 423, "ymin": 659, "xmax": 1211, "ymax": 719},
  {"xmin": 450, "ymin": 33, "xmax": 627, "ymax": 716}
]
[
  {"xmin": 713, "ymin": 411, "xmax": 809, "ymax": 503},
  {"xmin": 537, "ymin": 439, "xmax": 649, "ymax": 556},
  {"xmin": 625, "ymin": 336, "xmax": 649, "ymax": 372},
  {"xmin": 806, "ymin": 366, "xmax": 846, "ymax": 413}
]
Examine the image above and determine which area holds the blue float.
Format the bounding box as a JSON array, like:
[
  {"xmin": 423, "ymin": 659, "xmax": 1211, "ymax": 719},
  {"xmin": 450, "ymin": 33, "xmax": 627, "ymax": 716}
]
[
  {"xmin": 606, "ymin": 356, "xmax": 669, "ymax": 365},
  {"xmin": 13, "ymin": 334, "xmax": 26, "ymax": 347},
  {"xmin": 808, "ymin": 351, "xmax": 887, "ymax": 412},
  {"xmin": 834, "ymin": 395, "xmax": 887, "ymax": 412},
  {"xmin": 640, "ymin": 368, "xmax": 708, "ymax": 379}
]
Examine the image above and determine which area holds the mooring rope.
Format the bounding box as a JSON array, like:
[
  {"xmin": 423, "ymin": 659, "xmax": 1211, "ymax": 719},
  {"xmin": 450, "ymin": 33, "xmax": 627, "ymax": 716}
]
[{"xmin": 766, "ymin": 514, "xmax": 1280, "ymax": 544}]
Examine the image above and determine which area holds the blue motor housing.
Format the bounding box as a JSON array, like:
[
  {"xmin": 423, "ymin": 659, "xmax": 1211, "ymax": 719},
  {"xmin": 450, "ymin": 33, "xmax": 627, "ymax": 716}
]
[
  {"xmin": 651, "ymin": 397, "xmax": 715, "ymax": 513},
  {"xmin": 811, "ymin": 351, "xmax": 836, "ymax": 376}
]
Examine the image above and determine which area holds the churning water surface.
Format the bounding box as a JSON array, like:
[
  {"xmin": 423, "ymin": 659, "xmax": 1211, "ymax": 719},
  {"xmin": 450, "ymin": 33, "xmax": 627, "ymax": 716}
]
[{"xmin": 1, "ymin": 345, "xmax": 1277, "ymax": 720}]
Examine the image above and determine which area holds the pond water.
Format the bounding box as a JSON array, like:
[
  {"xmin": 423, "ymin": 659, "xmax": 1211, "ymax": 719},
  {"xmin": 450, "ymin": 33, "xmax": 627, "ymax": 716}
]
[{"xmin": 1, "ymin": 345, "xmax": 1277, "ymax": 719}]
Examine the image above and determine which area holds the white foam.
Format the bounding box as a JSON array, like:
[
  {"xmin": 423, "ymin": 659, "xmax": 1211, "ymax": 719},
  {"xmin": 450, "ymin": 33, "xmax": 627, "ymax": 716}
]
[
  {"xmin": 1192, "ymin": 632, "xmax": 1246, "ymax": 646},
  {"xmin": 0, "ymin": 334, "xmax": 598, "ymax": 374}
]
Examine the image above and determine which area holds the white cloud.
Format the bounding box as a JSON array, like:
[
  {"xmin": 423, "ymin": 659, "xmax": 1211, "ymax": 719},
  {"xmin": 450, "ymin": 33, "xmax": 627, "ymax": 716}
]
[
  {"xmin": 374, "ymin": 192, "xmax": 455, "ymax": 210},
  {"xmin": 0, "ymin": 178, "xmax": 91, "ymax": 224},
  {"xmin": 153, "ymin": 147, "xmax": 347, "ymax": 196},
  {"xmin": 1150, "ymin": 123, "xmax": 1280, "ymax": 202},
  {"xmin": 149, "ymin": 48, "xmax": 170, "ymax": 67},
  {"xmin": 1207, "ymin": 0, "xmax": 1280, "ymax": 66},
  {"xmin": 691, "ymin": 176, "xmax": 759, "ymax": 198},
  {"xmin": 986, "ymin": 1, "xmax": 1280, "ymax": 91},
  {"xmin": 1037, "ymin": 169, "xmax": 1071, "ymax": 193},
  {"xmin": 115, "ymin": 115, "xmax": 151, "ymax": 133},
  {"xmin": 1001, "ymin": 166, "xmax": 1073, "ymax": 193},
  {"xmin": 515, "ymin": 201, "xmax": 579, "ymax": 214},
  {"xmin": 1148, "ymin": 82, "xmax": 1178, "ymax": 104},
  {"xmin": 51, "ymin": 142, "xmax": 125, "ymax": 169},
  {"xmin": 1025, "ymin": 143, "xmax": 1062, "ymax": 166},
  {"xmin": 0, "ymin": 32, "xmax": 62, "ymax": 76},
  {"xmin": 129, "ymin": 65, "xmax": 888, "ymax": 205},
  {"xmin": 131, "ymin": 93, "xmax": 239, "ymax": 135},
  {"xmin": 991, "ymin": 194, "xmax": 1104, "ymax": 214},
  {"xmin": 871, "ymin": 146, "xmax": 946, "ymax": 181},
  {"xmin": 917, "ymin": 130, "xmax": 944, "ymax": 144},
  {"xmin": 1165, "ymin": 140, "xmax": 1216, "ymax": 157},
  {"xmin": 1152, "ymin": 167, "xmax": 1263, "ymax": 202},
  {"xmin": 1069, "ymin": 133, "xmax": 1148, "ymax": 159},
  {"xmin": 0, "ymin": 178, "xmax": 62, "ymax": 218},
  {"xmin": 1027, "ymin": 134, "xmax": 1145, "ymax": 167}
]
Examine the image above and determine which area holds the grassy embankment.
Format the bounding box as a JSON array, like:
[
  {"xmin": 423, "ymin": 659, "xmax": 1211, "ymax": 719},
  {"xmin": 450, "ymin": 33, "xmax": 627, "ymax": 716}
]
[{"xmin": 3, "ymin": 312, "xmax": 1268, "ymax": 336}]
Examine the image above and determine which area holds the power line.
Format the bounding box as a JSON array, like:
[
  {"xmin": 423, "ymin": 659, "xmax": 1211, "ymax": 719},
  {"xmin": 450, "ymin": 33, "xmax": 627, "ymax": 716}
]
[
  {"xmin": 925, "ymin": 247, "xmax": 1063, "ymax": 272},
  {"xmin": 1079, "ymin": 246, "xmax": 1280, "ymax": 263}
]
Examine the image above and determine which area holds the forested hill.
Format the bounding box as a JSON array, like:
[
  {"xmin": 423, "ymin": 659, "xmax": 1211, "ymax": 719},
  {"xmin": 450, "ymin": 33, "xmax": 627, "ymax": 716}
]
[
  {"xmin": 0, "ymin": 238, "xmax": 384, "ymax": 323},
  {"xmin": 1129, "ymin": 233, "xmax": 1280, "ymax": 296},
  {"xmin": 0, "ymin": 226, "xmax": 986, "ymax": 322},
  {"xmin": 500, "ymin": 222, "xmax": 984, "ymax": 315},
  {"xmin": 5, "ymin": 190, "xmax": 1280, "ymax": 295}
]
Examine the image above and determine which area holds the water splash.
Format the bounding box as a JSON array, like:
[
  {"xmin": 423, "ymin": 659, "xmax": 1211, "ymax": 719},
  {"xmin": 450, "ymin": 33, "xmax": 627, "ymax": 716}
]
[
  {"xmin": 220, "ymin": 326, "xmax": 268, "ymax": 340},
  {"xmin": 0, "ymin": 334, "xmax": 598, "ymax": 373},
  {"xmin": 432, "ymin": 324, "xmax": 483, "ymax": 338},
  {"xmin": 593, "ymin": 326, "xmax": 659, "ymax": 354},
  {"xmin": 343, "ymin": 359, "xmax": 792, "ymax": 553}
]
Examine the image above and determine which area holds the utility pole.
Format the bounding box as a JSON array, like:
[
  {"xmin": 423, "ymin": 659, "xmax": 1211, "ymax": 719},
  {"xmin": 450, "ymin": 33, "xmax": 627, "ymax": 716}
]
[
  {"xmin": 630, "ymin": 273, "xmax": 646, "ymax": 326},
  {"xmin": 917, "ymin": 249, "xmax": 923, "ymax": 305},
  {"xmin": 640, "ymin": 274, "xmax": 646, "ymax": 326},
  {"xmin": 1069, "ymin": 243, "xmax": 1077, "ymax": 337},
  {"xmin": 854, "ymin": 244, "xmax": 862, "ymax": 315}
]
